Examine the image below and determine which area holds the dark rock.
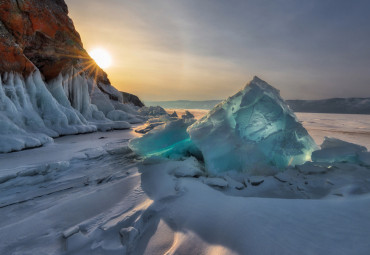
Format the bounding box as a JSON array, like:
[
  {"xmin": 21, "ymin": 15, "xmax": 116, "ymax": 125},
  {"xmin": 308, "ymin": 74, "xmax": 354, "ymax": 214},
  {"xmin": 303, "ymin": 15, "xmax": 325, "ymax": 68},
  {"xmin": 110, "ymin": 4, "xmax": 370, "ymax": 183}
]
[
  {"xmin": 135, "ymin": 123, "xmax": 164, "ymax": 134},
  {"xmin": 169, "ymin": 111, "xmax": 178, "ymax": 118},
  {"xmin": 182, "ymin": 110, "xmax": 194, "ymax": 119},
  {"xmin": 121, "ymin": 91, "xmax": 145, "ymax": 107}
]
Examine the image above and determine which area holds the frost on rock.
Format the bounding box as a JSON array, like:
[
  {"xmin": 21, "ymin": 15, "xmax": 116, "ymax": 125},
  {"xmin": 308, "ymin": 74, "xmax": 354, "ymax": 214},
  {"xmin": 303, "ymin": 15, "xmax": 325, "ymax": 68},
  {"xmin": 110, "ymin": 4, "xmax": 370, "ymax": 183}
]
[
  {"xmin": 312, "ymin": 137, "xmax": 367, "ymax": 163},
  {"xmin": 0, "ymin": 70, "xmax": 143, "ymax": 153},
  {"xmin": 188, "ymin": 76, "xmax": 318, "ymax": 174}
]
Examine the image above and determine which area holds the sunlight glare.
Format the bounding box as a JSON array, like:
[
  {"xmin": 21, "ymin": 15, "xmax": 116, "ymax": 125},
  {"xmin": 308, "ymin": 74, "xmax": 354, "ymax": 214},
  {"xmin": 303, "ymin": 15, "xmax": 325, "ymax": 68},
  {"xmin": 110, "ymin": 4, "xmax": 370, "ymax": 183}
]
[{"xmin": 89, "ymin": 48, "xmax": 112, "ymax": 69}]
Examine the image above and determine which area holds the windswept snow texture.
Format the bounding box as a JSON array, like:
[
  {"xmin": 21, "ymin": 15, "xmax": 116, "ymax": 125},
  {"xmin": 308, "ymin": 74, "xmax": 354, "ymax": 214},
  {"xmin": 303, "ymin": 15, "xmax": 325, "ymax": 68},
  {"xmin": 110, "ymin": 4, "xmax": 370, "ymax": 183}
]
[
  {"xmin": 188, "ymin": 76, "xmax": 318, "ymax": 174},
  {"xmin": 0, "ymin": 70, "xmax": 142, "ymax": 153}
]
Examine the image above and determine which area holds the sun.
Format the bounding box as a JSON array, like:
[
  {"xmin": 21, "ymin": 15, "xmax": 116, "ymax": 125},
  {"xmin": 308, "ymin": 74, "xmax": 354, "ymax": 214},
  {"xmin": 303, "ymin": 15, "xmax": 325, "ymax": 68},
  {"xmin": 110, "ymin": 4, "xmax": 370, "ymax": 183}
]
[{"xmin": 89, "ymin": 48, "xmax": 112, "ymax": 69}]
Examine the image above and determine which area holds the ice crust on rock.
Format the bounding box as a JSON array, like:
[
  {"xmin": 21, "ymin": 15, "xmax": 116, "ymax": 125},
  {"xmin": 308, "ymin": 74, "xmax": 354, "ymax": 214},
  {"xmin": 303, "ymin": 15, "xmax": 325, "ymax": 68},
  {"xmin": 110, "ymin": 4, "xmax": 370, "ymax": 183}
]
[
  {"xmin": 0, "ymin": 70, "xmax": 143, "ymax": 153},
  {"xmin": 188, "ymin": 76, "xmax": 318, "ymax": 174}
]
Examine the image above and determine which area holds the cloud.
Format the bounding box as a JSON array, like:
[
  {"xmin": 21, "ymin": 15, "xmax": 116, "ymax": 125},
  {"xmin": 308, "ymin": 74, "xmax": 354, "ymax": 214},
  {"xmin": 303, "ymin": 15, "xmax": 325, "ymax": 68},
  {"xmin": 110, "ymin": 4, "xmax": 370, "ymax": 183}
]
[{"xmin": 66, "ymin": 0, "xmax": 370, "ymax": 100}]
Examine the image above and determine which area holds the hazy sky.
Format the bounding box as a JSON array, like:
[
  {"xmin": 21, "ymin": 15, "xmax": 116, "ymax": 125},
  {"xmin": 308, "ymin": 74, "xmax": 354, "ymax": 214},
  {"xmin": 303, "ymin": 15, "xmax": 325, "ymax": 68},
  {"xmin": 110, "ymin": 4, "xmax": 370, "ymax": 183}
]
[{"xmin": 66, "ymin": 0, "xmax": 370, "ymax": 101}]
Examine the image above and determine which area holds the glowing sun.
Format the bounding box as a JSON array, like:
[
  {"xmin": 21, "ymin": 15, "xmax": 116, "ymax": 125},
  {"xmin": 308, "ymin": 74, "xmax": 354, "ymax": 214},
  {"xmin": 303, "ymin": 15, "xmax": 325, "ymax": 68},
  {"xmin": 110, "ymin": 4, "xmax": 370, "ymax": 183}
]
[{"xmin": 89, "ymin": 48, "xmax": 112, "ymax": 69}]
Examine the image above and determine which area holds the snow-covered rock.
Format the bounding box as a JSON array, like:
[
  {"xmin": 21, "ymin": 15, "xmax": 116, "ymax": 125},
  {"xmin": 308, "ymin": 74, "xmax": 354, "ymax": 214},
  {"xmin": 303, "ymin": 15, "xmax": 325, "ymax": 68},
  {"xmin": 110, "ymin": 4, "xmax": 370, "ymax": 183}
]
[
  {"xmin": 188, "ymin": 76, "xmax": 318, "ymax": 174},
  {"xmin": 172, "ymin": 157, "xmax": 204, "ymax": 177},
  {"xmin": 202, "ymin": 177, "xmax": 228, "ymax": 188},
  {"xmin": 223, "ymin": 175, "xmax": 245, "ymax": 189}
]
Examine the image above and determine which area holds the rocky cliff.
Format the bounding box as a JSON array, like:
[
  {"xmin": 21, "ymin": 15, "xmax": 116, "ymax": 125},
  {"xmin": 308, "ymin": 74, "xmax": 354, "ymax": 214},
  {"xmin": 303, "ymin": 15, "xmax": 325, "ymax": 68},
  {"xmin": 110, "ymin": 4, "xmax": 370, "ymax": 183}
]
[{"xmin": 0, "ymin": 0, "xmax": 144, "ymax": 153}]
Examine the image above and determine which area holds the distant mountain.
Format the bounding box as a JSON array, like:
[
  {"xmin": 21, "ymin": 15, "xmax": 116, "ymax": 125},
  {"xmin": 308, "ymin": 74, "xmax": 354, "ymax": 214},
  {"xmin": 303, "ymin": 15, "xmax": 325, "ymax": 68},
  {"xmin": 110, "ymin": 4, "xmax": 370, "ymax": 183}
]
[
  {"xmin": 146, "ymin": 98, "xmax": 370, "ymax": 114},
  {"xmin": 145, "ymin": 100, "xmax": 222, "ymax": 109},
  {"xmin": 287, "ymin": 98, "xmax": 370, "ymax": 114}
]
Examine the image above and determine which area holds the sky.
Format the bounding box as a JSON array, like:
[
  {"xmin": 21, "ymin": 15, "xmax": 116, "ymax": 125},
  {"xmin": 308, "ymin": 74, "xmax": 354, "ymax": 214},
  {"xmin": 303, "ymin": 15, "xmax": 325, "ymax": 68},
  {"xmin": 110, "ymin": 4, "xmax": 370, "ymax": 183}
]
[{"xmin": 66, "ymin": 0, "xmax": 370, "ymax": 101}]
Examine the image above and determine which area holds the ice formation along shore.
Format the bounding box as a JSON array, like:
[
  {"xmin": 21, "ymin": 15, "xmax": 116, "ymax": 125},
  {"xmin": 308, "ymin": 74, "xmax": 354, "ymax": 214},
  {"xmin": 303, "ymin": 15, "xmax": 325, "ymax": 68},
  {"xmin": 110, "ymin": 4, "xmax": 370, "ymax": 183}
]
[
  {"xmin": 0, "ymin": 70, "xmax": 144, "ymax": 153},
  {"xmin": 130, "ymin": 76, "xmax": 318, "ymax": 174}
]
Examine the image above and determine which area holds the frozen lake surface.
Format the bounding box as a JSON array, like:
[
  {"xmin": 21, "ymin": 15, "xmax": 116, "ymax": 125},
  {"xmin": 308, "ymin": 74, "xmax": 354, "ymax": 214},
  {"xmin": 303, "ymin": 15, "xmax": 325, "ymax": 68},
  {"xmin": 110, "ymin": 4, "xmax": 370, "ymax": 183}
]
[
  {"xmin": 296, "ymin": 112, "xmax": 370, "ymax": 149},
  {"xmin": 0, "ymin": 112, "xmax": 370, "ymax": 254},
  {"xmin": 167, "ymin": 109, "xmax": 370, "ymax": 149}
]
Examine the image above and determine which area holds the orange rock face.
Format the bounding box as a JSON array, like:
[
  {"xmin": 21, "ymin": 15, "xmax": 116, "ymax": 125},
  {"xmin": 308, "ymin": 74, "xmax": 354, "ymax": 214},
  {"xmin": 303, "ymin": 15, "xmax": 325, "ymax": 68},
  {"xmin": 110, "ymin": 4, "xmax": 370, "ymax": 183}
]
[{"xmin": 0, "ymin": 0, "xmax": 108, "ymax": 82}]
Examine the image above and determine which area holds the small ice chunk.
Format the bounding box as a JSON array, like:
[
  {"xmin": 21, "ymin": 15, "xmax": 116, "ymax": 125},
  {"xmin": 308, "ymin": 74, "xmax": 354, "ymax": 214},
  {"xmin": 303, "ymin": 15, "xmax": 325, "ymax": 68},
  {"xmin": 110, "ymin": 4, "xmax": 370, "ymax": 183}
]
[
  {"xmin": 48, "ymin": 161, "xmax": 70, "ymax": 172},
  {"xmin": 106, "ymin": 145, "xmax": 132, "ymax": 155},
  {"xmin": 274, "ymin": 172, "xmax": 290, "ymax": 183},
  {"xmin": 63, "ymin": 225, "xmax": 80, "ymax": 238},
  {"xmin": 224, "ymin": 176, "xmax": 245, "ymax": 189},
  {"xmin": 173, "ymin": 157, "xmax": 204, "ymax": 177},
  {"xmin": 203, "ymin": 177, "xmax": 228, "ymax": 188},
  {"xmin": 84, "ymin": 147, "xmax": 107, "ymax": 159},
  {"xmin": 173, "ymin": 168, "xmax": 203, "ymax": 177},
  {"xmin": 312, "ymin": 137, "xmax": 367, "ymax": 163},
  {"xmin": 297, "ymin": 162, "xmax": 330, "ymax": 175},
  {"xmin": 247, "ymin": 176, "xmax": 265, "ymax": 186}
]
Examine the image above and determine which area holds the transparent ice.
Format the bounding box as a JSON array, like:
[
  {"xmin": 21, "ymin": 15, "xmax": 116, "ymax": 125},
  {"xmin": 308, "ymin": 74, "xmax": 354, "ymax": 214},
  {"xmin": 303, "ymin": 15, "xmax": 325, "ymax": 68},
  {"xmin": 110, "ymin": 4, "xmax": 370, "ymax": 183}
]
[
  {"xmin": 131, "ymin": 76, "xmax": 318, "ymax": 174},
  {"xmin": 188, "ymin": 76, "xmax": 318, "ymax": 174}
]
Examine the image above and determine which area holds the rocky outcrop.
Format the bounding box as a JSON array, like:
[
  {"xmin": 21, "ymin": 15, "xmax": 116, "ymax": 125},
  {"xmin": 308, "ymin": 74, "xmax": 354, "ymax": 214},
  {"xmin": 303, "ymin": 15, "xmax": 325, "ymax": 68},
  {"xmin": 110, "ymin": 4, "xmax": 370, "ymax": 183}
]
[
  {"xmin": 121, "ymin": 91, "xmax": 144, "ymax": 107},
  {"xmin": 1, "ymin": 0, "xmax": 84, "ymax": 77},
  {"xmin": 0, "ymin": 0, "xmax": 144, "ymax": 153},
  {"xmin": 0, "ymin": 0, "xmax": 140, "ymax": 106}
]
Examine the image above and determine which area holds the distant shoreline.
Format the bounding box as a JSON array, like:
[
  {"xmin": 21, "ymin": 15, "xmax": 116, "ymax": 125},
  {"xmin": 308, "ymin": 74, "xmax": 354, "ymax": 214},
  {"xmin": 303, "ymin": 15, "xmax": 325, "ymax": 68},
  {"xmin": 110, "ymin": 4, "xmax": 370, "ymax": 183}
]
[{"xmin": 148, "ymin": 98, "xmax": 370, "ymax": 115}]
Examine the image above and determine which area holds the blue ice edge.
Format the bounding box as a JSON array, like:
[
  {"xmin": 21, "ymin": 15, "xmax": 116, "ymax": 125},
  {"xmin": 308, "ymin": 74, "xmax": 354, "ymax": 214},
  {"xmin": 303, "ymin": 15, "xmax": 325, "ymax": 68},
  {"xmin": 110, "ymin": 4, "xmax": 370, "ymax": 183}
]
[
  {"xmin": 129, "ymin": 119, "xmax": 202, "ymax": 160},
  {"xmin": 130, "ymin": 77, "xmax": 321, "ymax": 175}
]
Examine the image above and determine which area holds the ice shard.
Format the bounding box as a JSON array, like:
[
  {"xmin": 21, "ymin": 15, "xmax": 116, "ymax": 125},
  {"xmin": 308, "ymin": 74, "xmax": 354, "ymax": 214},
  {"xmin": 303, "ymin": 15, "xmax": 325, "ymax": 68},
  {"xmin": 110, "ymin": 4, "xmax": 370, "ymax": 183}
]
[
  {"xmin": 188, "ymin": 76, "xmax": 318, "ymax": 174},
  {"xmin": 129, "ymin": 119, "xmax": 201, "ymax": 160}
]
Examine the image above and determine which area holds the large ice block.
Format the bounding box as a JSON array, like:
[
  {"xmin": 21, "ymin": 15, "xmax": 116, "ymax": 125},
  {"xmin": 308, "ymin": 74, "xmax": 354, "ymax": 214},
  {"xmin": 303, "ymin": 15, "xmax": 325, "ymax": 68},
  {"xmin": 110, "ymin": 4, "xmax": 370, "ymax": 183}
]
[{"xmin": 188, "ymin": 76, "xmax": 318, "ymax": 174}]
